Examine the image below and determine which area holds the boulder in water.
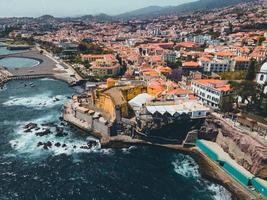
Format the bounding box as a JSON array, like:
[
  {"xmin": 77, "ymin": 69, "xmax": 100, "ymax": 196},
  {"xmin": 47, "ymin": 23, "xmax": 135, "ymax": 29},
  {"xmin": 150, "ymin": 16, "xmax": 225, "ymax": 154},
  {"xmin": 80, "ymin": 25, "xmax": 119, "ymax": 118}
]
[
  {"xmin": 35, "ymin": 129, "xmax": 51, "ymax": 137},
  {"xmin": 55, "ymin": 142, "xmax": 61, "ymax": 147},
  {"xmin": 42, "ymin": 122, "xmax": 56, "ymax": 127},
  {"xmin": 24, "ymin": 123, "xmax": 38, "ymax": 130},
  {"xmin": 46, "ymin": 141, "xmax": 52, "ymax": 148},
  {"xmin": 37, "ymin": 142, "xmax": 43, "ymax": 147},
  {"xmin": 80, "ymin": 145, "xmax": 90, "ymax": 150},
  {"xmin": 87, "ymin": 141, "xmax": 97, "ymax": 148},
  {"xmin": 24, "ymin": 129, "xmax": 32, "ymax": 133}
]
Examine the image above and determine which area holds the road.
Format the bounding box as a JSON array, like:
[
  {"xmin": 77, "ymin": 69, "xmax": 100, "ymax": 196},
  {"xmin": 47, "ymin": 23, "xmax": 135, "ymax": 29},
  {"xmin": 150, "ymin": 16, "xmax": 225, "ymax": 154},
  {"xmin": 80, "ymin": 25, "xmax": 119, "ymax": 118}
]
[{"xmin": 35, "ymin": 45, "xmax": 83, "ymax": 83}]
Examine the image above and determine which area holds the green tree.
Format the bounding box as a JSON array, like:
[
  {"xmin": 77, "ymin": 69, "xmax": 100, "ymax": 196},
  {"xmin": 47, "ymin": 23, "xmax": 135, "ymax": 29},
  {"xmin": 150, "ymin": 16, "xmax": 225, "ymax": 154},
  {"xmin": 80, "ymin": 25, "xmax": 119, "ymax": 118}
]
[
  {"xmin": 257, "ymin": 36, "xmax": 266, "ymax": 46},
  {"xmin": 245, "ymin": 59, "xmax": 256, "ymax": 81},
  {"xmin": 84, "ymin": 60, "xmax": 91, "ymax": 69},
  {"xmin": 220, "ymin": 96, "xmax": 234, "ymax": 113}
]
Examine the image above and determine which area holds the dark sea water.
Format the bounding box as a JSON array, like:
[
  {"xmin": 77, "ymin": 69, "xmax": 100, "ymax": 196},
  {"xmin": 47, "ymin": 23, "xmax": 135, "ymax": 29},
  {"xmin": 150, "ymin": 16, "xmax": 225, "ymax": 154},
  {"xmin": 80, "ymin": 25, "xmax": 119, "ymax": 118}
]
[{"xmin": 0, "ymin": 78, "xmax": 232, "ymax": 200}]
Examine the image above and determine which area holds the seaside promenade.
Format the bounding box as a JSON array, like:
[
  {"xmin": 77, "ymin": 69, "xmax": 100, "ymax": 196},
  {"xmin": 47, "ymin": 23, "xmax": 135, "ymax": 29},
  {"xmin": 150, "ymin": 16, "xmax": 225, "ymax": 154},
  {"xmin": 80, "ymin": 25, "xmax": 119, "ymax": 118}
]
[{"xmin": 0, "ymin": 47, "xmax": 83, "ymax": 85}]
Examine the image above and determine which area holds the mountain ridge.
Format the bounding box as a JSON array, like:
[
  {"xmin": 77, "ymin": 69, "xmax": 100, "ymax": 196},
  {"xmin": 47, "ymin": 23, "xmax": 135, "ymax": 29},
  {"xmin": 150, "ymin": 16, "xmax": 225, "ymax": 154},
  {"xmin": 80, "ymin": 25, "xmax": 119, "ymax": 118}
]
[{"xmin": 116, "ymin": 0, "xmax": 254, "ymax": 19}]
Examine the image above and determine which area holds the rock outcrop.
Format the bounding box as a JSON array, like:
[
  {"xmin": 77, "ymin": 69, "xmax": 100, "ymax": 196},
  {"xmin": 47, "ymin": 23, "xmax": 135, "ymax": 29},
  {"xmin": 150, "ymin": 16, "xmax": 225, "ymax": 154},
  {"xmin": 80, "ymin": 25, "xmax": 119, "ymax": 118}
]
[{"xmin": 200, "ymin": 115, "xmax": 267, "ymax": 180}]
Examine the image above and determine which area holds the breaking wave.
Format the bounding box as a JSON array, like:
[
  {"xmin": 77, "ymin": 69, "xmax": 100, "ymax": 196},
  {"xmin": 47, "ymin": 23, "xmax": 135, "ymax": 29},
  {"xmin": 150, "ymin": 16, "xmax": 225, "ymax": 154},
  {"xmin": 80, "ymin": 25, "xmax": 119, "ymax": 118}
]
[
  {"xmin": 40, "ymin": 78, "xmax": 57, "ymax": 81},
  {"xmin": 172, "ymin": 154, "xmax": 200, "ymax": 178},
  {"xmin": 208, "ymin": 184, "xmax": 232, "ymax": 200},
  {"xmin": 8, "ymin": 114, "xmax": 102, "ymax": 158},
  {"xmin": 172, "ymin": 154, "xmax": 232, "ymax": 200},
  {"xmin": 122, "ymin": 146, "xmax": 137, "ymax": 154},
  {"xmin": 2, "ymin": 93, "xmax": 67, "ymax": 109}
]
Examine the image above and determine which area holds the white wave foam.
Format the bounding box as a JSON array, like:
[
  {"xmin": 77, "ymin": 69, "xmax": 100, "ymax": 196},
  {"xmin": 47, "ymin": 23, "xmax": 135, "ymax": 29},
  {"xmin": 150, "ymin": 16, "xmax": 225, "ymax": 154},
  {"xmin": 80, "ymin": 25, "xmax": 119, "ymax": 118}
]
[
  {"xmin": 172, "ymin": 155, "xmax": 232, "ymax": 200},
  {"xmin": 208, "ymin": 184, "xmax": 232, "ymax": 200},
  {"xmin": 7, "ymin": 113, "xmax": 103, "ymax": 158},
  {"xmin": 172, "ymin": 155, "xmax": 200, "ymax": 178},
  {"xmin": 2, "ymin": 93, "xmax": 67, "ymax": 109},
  {"xmin": 40, "ymin": 78, "xmax": 57, "ymax": 81},
  {"xmin": 98, "ymin": 148, "xmax": 114, "ymax": 155},
  {"xmin": 122, "ymin": 146, "xmax": 137, "ymax": 154},
  {"xmin": 10, "ymin": 128, "xmax": 101, "ymax": 157}
]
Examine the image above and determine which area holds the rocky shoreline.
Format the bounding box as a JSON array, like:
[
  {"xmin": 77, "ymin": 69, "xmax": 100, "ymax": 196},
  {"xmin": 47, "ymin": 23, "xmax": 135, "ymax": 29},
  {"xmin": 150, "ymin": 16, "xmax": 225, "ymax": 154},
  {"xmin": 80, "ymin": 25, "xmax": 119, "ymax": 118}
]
[
  {"xmin": 198, "ymin": 114, "xmax": 267, "ymax": 180},
  {"xmin": 100, "ymin": 135, "xmax": 254, "ymax": 200},
  {"xmin": 21, "ymin": 115, "xmax": 258, "ymax": 200},
  {"xmin": 61, "ymin": 112, "xmax": 262, "ymax": 200}
]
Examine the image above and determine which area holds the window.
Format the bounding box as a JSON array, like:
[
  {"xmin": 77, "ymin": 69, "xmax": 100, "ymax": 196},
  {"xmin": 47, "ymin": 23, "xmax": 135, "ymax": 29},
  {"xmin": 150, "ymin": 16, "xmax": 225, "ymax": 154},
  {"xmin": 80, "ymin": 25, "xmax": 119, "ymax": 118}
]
[
  {"xmin": 107, "ymin": 69, "xmax": 113, "ymax": 75},
  {"xmin": 260, "ymin": 74, "xmax": 264, "ymax": 81}
]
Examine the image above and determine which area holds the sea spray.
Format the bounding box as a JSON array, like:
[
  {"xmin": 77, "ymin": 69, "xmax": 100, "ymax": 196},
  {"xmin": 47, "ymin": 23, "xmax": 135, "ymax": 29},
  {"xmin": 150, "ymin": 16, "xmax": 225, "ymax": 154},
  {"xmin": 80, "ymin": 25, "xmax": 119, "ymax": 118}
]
[
  {"xmin": 172, "ymin": 154, "xmax": 200, "ymax": 178},
  {"xmin": 3, "ymin": 94, "xmax": 67, "ymax": 109},
  {"xmin": 0, "ymin": 79, "xmax": 233, "ymax": 199},
  {"xmin": 172, "ymin": 154, "xmax": 232, "ymax": 200}
]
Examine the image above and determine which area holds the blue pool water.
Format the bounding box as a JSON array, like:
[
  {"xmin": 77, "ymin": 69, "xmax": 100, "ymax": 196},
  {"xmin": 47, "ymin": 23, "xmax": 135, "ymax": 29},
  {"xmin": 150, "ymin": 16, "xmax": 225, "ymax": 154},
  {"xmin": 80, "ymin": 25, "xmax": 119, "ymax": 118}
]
[{"xmin": 0, "ymin": 57, "xmax": 40, "ymax": 69}]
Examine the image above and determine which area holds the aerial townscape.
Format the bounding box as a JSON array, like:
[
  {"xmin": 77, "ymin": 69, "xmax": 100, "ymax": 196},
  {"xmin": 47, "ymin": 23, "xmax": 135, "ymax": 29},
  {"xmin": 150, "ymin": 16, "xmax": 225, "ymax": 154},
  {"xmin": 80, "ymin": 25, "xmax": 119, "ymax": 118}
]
[{"xmin": 0, "ymin": 0, "xmax": 267, "ymax": 199}]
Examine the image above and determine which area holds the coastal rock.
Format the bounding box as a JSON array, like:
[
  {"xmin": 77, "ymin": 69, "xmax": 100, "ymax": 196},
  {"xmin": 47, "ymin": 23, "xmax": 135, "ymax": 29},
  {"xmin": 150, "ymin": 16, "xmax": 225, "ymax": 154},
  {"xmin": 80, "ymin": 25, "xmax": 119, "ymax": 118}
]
[
  {"xmin": 198, "ymin": 125, "xmax": 218, "ymax": 142},
  {"xmin": 80, "ymin": 145, "xmax": 90, "ymax": 150},
  {"xmin": 55, "ymin": 127, "xmax": 68, "ymax": 137},
  {"xmin": 55, "ymin": 142, "xmax": 61, "ymax": 147},
  {"xmin": 42, "ymin": 141, "xmax": 52, "ymax": 150},
  {"xmin": 46, "ymin": 141, "xmax": 52, "ymax": 147},
  {"xmin": 208, "ymin": 115, "xmax": 267, "ymax": 179},
  {"xmin": 41, "ymin": 122, "xmax": 56, "ymax": 127},
  {"xmin": 87, "ymin": 141, "xmax": 97, "ymax": 148},
  {"xmin": 35, "ymin": 129, "xmax": 51, "ymax": 137},
  {"xmin": 24, "ymin": 123, "xmax": 38, "ymax": 131},
  {"xmin": 37, "ymin": 142, "xmax": 43, "ymax": 147},
  {"xmin": 24, "ymin": 129, "xmax": 32, "ymax": 133}
]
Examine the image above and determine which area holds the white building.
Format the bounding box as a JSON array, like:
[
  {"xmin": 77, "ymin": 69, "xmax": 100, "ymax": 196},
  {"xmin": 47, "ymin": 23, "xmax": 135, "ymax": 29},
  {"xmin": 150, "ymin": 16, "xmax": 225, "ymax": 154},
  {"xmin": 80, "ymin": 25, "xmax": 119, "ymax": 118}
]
[
  {"xmin": 129, "ymin": 93, "xmax": 209, "ymax": 119},
  {"xmin": 194, "ymin": 35, "xmax": 212, "ymax": 44},
  {"xmin": 162, "ymin": 51, "xmax": 177, "ymax": 63},
  {"xmin": 256, "ymin": 62, "xmax": 267, "ymax": 94},
  {"xmin": 199, "ymin": 58, "xmax": 231, "ymax": 73},
  {"xmin": 191, "ymin": 79, "xmax": 231, "ymax": 108}
]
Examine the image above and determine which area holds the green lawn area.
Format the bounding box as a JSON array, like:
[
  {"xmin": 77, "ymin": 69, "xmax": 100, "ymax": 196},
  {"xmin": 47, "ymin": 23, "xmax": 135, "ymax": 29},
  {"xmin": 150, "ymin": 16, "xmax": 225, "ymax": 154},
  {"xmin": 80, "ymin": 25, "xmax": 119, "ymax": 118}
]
[{"xmin": 219, "ymin": 71, "xmax": 246, "ymax": 80}]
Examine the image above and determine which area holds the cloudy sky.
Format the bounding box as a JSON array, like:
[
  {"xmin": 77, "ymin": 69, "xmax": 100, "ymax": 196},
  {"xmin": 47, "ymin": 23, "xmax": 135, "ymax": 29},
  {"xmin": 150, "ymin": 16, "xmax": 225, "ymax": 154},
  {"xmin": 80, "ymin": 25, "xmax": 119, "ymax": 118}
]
[{"xmin": 0, "ymin": 0, "xmax": 195, "ymax": 17}]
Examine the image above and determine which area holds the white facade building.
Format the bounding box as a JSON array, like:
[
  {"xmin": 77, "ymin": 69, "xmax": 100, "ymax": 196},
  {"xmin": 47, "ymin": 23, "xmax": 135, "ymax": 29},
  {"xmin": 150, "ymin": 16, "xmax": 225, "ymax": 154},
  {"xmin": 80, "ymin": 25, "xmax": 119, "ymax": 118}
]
[
  {"xmin": 191, "ymin": 79, "xmax": 231, "ymax": 108},
  {"xmin": 256, "ymin": 62, "xmax": 267, "ymax": 94},
  {"xmin": 199, "ymin": 58, "xmax": 230, "ymax": 73},
  {"xmin": 162, "ymin": 51, "xmax": 177, "ymax": 63}
]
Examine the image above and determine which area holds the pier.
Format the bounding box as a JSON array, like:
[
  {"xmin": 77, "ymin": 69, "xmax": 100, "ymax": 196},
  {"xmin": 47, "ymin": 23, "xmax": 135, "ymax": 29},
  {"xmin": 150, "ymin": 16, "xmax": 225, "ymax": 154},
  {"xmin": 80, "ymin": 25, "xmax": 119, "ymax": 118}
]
[{"xmin": 0, "ymin": 68, "xmax": 12, "ymax": 86}]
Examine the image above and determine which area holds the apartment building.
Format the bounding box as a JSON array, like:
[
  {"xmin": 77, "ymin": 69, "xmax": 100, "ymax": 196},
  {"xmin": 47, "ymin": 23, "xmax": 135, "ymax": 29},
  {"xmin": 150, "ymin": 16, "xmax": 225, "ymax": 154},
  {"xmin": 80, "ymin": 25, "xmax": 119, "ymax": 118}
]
[
  {"xmin": 199, "ymin": 58, "xmax": 231, "ymax": 73},
  {"xmin": 191, "ymin": 79, "xmax": 231, "ymax": 108}
]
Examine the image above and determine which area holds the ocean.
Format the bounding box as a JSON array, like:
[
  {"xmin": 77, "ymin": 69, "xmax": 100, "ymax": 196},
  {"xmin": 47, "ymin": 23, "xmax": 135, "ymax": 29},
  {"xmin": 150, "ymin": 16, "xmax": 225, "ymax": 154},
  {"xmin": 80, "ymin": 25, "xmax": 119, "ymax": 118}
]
[{"xmin": 0, "ymin": 77, "xmax": 232, "ymax": 200}]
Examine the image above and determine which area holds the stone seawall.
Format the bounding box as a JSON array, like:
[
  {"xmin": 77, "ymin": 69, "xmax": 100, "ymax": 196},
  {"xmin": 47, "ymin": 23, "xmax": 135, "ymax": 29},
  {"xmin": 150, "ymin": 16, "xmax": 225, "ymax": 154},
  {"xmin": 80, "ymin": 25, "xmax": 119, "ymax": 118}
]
[{"xmin": 100, "ymin": 135, "xmax": 255, "ymax": 200}]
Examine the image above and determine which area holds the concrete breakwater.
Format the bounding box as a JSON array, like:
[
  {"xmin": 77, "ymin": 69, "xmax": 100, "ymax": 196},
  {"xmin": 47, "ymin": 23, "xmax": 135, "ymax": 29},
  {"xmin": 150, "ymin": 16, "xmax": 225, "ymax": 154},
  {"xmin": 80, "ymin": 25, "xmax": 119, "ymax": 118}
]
[{"xmin": 0, "ymin": 68, "xmax": 12, "ymax": 86}]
